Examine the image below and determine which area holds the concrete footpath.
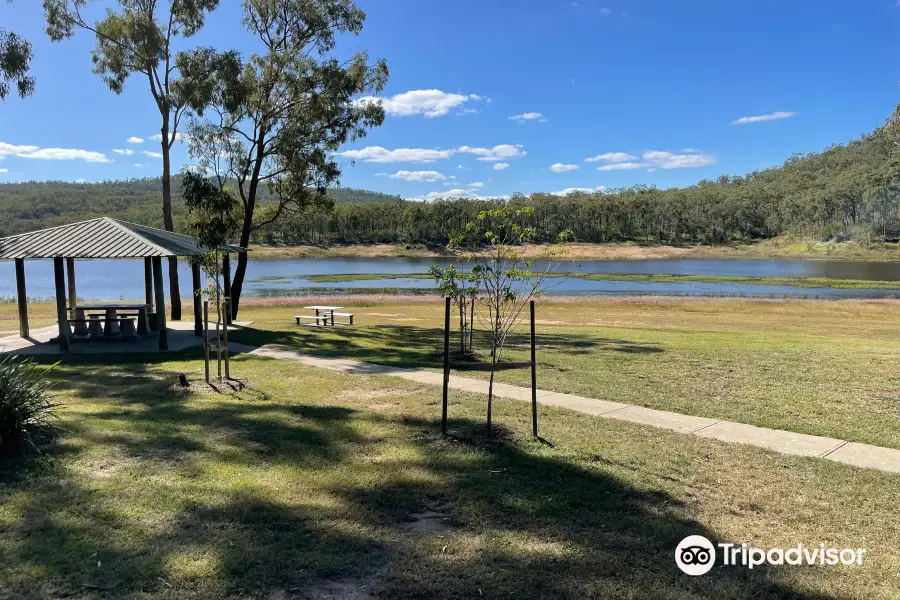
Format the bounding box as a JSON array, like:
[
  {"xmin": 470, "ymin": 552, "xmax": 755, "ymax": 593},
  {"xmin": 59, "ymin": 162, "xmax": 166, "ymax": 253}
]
[{"xmin": 230, "ymin": 343, "xmax": 900, "ymax": 476}]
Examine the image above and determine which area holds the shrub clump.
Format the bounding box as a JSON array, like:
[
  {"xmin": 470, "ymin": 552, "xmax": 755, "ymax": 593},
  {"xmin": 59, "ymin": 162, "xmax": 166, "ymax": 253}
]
[{"xmin": 0, "ymin": 356, "xmax": 58, "ymax": 455}]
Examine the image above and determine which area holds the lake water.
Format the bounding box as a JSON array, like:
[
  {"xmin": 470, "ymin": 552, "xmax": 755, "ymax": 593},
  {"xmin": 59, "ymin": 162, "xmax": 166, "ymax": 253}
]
[{"xmin": 2, "ymin": 257, "xmax": 900, "ymax": 301}]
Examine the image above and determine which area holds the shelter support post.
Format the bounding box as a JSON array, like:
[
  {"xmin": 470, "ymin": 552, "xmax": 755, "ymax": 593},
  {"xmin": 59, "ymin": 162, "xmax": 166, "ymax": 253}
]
[
  {"xmin": 223, "ymin": 253, "xmax": 232, "ymax": 325},
  {"xmin": 53, "ymin": 257, "xmax": 69, "ymax": 352},
  {"xmin": 192, "ymin": 262, "xmax": 202, "ymax": 336},
  {"xmin": 144, "ymin": 257, "xmax": 153, "ymax": 310},
  {"xmin": 152, "ymin": 256, "xmax": 168, "ymax": 351},
  {"xmin": 14, "ymin": 258, "xmax": 28, "ymax": 338},
  {"xmin": 66, "ymin": 258, "xmax": 87, "ymax": 335}
]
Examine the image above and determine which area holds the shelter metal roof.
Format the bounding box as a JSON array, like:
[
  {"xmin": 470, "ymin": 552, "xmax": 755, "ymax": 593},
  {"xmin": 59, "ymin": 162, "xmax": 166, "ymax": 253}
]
[{"xmin": 0, "ymin": 217, "xmax": 247, "ymax": 260}]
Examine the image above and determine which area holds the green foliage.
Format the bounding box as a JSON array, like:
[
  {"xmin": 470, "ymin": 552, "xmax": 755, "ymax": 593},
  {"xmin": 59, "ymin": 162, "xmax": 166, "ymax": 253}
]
[
  {"xmin": 184, "ymin": 0, "xmax": 389, "ymax": 315},
  {"xmin": 0, "ymin": 16, "xmax": 34, "ymax": 100},
  {"xmin": 429, "ymin": 264, "xmax": 479, "ymax": 357},
  {"xmin": 449, "ymin": 205, "xmax": 570, "ymax": 432},
  {"xmin": 0, "ymin": 177, "xmax": 395, "ymax": 238},
  {"xmin": 0, "ymin": 356, "xmax": 58, "ymax": 455},
  {"xmin": 182, "ymin": 171, "xmax": 240, "ymax": 250}
]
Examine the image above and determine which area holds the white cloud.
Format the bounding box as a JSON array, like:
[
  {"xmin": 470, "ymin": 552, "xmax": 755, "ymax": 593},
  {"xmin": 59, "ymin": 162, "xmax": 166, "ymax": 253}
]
[
  {"xmin": 134, "ymin": 163, "xmax": 144, "ymax": 167},
  {"xmin": 0, "ymin": 168, "xmax": 8, "ymax": 173},
  {"xmin": 509, "ymin": 112, "xmax": 546, "ymax": 122},
  {"xmin": 599, "ymin": 7, "xmax": 612, "ymax": 15},
  {"xmin": 459, "ymin": 144, "xmax": 525, "ymax": 162},
  {"xmin": 494, "ymin": 163, "xmax": 510, "ymax": 170},
  {"xmin": 340, "ymin": 144, "xmax": 525, "ymax": 165},
  {"xmin": 642, "ymin": 151, "xmax": 672, "ymax": 160},
  {"xmin": 17, "ymin": 148, "xmax": 112, "ymax": 163},
  {"xmin": 407, "ymin": 180, "xmax": 500, "ymax": 202},
  {"xmin": 550, "ymin": 163, "xmax": 579, "ymax": 173},
  {"xmin": 596, "ymin": 162, "xmax": 645, "ymax": 171},
  {"xmin": 730, "ymin": 111, "xmax": 796, "ymax": 125},
  {"xmin": 655, "ymin": 153, "xmax": 716, "ymax": 169},
  {"xmin": 127, "ymin": 136, "xmax": 144, "ymax": 144},
  {"xmin": 142, "ymin": 151, "xmax": 163, "ymax": 158},
  {"xmin": 113, "ymin": 148, "xmax": 134, "ymax": 156},
  {"xmin": 552, "ymin": 186, "xmax": 607, "ymax": 196},
  {"xmin": 74, "ymin": 178, "xmax": 85, "ymax": 183},
  {"xmin": 593, "ymin": 150, "xmax": 716, "ymax": 171},
  {"xmin": 337, "ymin": 146, "xmax": 454, "ymax": 163},
  {"xmin": 390, "ymin": 170, "xmax": 446, "ymax": 182},
  {"xmin": 0, "ymin": 142, "xmax": 40, "ymax": 158},
  {"xmin": 585, "ymin": 152, "xmax": 636, "ymax": 163},
  {"xmin": 357, "ymin": 89, "xmax": 483, "ymax": 118},
  {"xmin": 410, "ymin": 189, "xmax": 507, "ymax": 202}
]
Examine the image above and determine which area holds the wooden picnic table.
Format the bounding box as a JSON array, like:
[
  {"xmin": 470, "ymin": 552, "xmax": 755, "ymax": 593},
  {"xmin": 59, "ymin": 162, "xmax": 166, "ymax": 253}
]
[
  {"xmin": 303, "ymin": 305, "xmax": 343, "ymax": 326},
  {"xmin": 75, "ymin": 303, "xmax": 152, "ymax": 337}
]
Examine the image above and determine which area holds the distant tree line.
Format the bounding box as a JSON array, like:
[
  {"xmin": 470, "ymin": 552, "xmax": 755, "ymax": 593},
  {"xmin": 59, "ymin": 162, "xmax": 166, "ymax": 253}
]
[
  {"xmin": 253, "ymin": 127, "xmax": 900, "ymax": 246},
  {"xmin": 2, "ymin": 122, "xmax": 900, "ymax": 246},
  {"xmin": 0, "ymin": 177, "xmax": 399, "ymax": 237}
]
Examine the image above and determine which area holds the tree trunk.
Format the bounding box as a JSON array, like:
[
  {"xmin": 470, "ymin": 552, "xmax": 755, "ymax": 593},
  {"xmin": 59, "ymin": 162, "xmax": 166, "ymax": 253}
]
[
  {"xmin": 487, "ymin": 343, "xmax": 496, "ymax": 435},
  {"xmin": 230, "ymin": 205, "xmax": 254, "ymax": 319},
  {"xmin": 160, "ymin": 124, "xmax": 182, "ymax": 321},
  {"xmin": 230, "ymin": 134, "xmax": 266, "ymax": 319}
]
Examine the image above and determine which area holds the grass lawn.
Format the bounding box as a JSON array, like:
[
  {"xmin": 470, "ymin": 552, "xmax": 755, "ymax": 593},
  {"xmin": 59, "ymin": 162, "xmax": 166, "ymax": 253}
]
[
  {"xmin": 1, "ymin": 352, "xmax": 898, "ymax": 599},
  {"xmin": 230, "ymin": 297, "xmax": 900, "ymax": 450}
]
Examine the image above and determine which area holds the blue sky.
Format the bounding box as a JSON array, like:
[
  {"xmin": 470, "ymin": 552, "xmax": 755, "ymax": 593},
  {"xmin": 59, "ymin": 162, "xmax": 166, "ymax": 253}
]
[{"xmin": 2, "ymin": 0, "xmax": 900, "ymax": 200}]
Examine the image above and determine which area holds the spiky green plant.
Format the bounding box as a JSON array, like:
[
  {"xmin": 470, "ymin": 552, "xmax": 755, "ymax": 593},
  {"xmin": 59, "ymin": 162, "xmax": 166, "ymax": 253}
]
[{"xmin": 0, "ymin": 356, "xmax": 58, "ymax": 455}]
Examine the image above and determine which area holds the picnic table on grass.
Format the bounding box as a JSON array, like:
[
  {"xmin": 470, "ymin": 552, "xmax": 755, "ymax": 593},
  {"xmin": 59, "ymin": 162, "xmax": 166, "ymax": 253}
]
[{"xmin": 296, "ymin": 305, "xmax": 355, "ymax": 326}]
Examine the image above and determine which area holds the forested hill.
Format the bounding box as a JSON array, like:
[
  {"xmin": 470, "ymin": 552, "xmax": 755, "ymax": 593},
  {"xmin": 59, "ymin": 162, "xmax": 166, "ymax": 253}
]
[
  {"xmin": 261, "ymin": 125, "xmax": 900, "ymax": 246},
  {"xmin": 0, "ymin": 121, "xmax": 897, "ymax": 245},
  {"xmin": 0, "ymin": 177, "xmax": 400, "ymax": 237}
]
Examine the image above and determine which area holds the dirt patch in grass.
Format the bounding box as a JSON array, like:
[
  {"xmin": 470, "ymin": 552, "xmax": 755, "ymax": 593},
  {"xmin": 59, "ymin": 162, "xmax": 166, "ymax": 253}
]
[
  {"xmin": 338, "ymin": 387, "xmax": 410, "ymax": 402},
  {"xmin": 268, "ymin": 579, "xmax": 378, "ymax": 600},
  {"xmin": 404, "ymin": 511, "xmax": 453, "ymax": 534}
]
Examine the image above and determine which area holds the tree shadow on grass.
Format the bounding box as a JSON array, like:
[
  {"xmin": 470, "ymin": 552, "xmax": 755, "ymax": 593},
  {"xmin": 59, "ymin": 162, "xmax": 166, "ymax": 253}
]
[
  {"xmin": 39, "ymin": 361, "xmax": 364, "ymax": 470},
  {"xmin": 231, "ymin": 323, "xmax": 663, "ymax": 372},
  {"xmin": 1, "ymin": 364, "xmax": 844, "ymax": 600},
  {"xmin": 330, "ymin": 417, "xmax": 841, "ymax": 600}
]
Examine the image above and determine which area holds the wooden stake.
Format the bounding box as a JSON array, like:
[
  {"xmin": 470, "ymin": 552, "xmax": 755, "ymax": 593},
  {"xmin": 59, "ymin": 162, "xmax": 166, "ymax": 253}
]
[
  {"xmin": 530, "ymin": 300, "xmax": 538, "ymax": 438},
  {"xmin": 223, "ymin": 253, "xmax": 232, "ymax": 325},
  {"xmin": 203, "ymin": 300, "xmax": 210, "ymax": 384},
  {"xmin": 442, "ymin": 296, "xmax": 451, "ymax": 435},
  {"xmin": 223, "ymin": 298, "xmax": 231, "ymax": 379}
]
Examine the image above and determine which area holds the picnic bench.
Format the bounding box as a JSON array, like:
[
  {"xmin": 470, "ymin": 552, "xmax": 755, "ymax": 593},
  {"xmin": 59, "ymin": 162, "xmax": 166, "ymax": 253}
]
[
  {"xmin": 295, "ymin": 305, "xmax": 355, "ymax": 326},
  {"xmin": 70, "ymin": 303, "xmax": 152, "ymax": 339}
]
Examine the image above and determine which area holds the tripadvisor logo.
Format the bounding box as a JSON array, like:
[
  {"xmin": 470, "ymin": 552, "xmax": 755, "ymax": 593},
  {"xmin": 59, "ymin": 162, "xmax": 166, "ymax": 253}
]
[{"xmin": 675, "ymin": 535, "xmax": 866, "ymax": 576}]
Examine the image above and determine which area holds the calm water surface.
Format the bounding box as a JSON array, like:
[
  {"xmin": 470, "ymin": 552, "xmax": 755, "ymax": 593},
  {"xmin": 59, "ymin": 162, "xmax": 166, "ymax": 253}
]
[{"xmin": 2, "ymin": 257, "xmax": 899, "ymax": 301}]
